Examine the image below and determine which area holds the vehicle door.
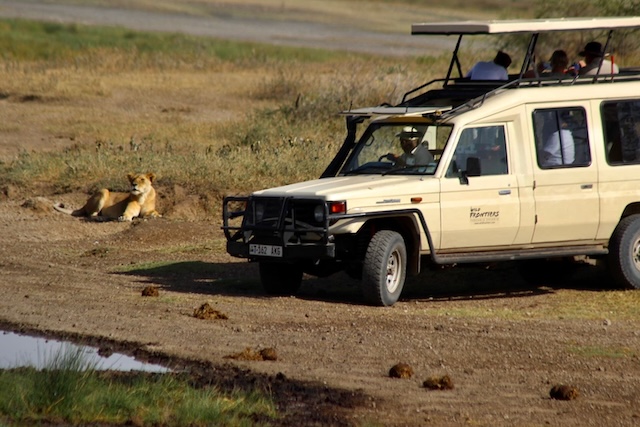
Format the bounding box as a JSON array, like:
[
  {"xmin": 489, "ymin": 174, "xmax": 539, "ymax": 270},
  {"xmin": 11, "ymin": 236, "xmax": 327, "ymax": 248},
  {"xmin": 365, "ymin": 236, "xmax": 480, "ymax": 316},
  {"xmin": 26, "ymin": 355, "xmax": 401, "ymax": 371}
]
[
  {"xmin": 528, "ymin": 106, "xmax": 599, "ymax": 242},
  {"xmin": 439, "ymin": 125, "xmax": 521, "ymax": 248}
]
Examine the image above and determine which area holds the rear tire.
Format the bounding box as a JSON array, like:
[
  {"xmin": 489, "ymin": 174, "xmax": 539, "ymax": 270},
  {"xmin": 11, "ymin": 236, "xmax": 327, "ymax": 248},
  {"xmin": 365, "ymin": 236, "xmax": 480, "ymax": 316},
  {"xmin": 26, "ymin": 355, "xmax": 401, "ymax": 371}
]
[
  {"xmin": 259, "ymin": 262, "xmax": 303, "ymax": 295},
  {"xmin": 361, "ymin": 230, "xmax": 406, "ymax": 306},
  {"xmin": 608, "ymin": 215, "xmax": 640, "ymax": 289}
]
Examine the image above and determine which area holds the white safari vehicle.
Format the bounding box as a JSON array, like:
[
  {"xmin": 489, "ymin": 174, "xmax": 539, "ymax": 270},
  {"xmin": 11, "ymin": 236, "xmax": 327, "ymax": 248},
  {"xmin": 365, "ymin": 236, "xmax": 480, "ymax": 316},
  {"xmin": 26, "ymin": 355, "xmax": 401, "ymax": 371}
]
[{"xmin": 223, "ymin": 17, "xmax": 640, "ymax": 306}]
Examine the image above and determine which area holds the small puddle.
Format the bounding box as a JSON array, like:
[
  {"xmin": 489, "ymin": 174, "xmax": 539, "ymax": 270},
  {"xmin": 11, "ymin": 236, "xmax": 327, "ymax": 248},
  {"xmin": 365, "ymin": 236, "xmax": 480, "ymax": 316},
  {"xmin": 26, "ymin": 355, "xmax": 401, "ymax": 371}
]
[{"xmin": 0, "ymin": 331, "xmax": 170, "ymax": 372}]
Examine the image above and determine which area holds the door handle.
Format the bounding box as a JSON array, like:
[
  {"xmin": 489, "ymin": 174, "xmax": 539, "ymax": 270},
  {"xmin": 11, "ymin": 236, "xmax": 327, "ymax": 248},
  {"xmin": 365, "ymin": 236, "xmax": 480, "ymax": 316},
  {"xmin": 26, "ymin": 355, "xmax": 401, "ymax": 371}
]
[
  {"xmin": 498, "ymin": 189, "xmax": 511, "ymax": 195},
  {"xmin": 581, "ymin": 184, "xmax": 593, "ymax": 190}
]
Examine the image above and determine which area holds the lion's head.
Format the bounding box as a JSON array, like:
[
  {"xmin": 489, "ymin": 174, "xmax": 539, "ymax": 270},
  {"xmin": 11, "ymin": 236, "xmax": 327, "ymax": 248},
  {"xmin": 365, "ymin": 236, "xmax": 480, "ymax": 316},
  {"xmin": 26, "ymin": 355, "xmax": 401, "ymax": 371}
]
[{"xmin": 127, "ymin": 172, "xmax": 156, "ymax": 197}]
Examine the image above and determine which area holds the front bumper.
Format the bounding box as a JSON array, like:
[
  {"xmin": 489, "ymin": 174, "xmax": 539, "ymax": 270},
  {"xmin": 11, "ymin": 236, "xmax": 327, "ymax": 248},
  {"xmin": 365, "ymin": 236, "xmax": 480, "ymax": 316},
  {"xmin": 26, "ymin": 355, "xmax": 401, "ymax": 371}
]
[{"xmin": 222, "ymin": 195, "xmax": 337, "ymax": 261}]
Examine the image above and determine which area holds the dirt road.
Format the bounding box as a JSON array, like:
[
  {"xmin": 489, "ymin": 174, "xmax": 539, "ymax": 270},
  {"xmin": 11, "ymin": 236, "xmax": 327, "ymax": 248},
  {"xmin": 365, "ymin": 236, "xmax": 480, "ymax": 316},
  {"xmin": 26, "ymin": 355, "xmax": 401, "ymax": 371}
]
[{"xmin": 1, "ymin": 195, "xmax": 640, "ymax": 426}]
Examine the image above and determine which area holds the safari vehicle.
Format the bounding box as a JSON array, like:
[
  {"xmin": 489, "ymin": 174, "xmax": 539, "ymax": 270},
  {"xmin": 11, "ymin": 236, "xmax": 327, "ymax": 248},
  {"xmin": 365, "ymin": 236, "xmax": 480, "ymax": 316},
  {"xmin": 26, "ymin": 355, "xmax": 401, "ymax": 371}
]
[{"xmin": 223, "ymin": 17, "xmax": 640, "ymax": 306}]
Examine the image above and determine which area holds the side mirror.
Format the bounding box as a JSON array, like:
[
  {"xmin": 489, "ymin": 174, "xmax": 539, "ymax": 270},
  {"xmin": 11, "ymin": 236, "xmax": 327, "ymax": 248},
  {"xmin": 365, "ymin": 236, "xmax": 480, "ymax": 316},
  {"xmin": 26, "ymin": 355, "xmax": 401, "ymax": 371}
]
[{"xmin": 459, "ymin": 156, "xmax": 481, "ymax": 185}]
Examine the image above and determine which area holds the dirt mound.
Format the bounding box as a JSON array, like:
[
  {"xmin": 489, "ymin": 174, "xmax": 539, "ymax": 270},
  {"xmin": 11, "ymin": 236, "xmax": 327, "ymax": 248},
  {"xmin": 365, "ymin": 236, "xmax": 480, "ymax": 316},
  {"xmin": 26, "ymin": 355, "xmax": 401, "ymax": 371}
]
[
  {"xmin": 21, "ymin": 197, "xmax": 54, "ymax": 214},
  {"xmin": 193, "ymin": 302, "xmax": 228, "ymax": 320}
]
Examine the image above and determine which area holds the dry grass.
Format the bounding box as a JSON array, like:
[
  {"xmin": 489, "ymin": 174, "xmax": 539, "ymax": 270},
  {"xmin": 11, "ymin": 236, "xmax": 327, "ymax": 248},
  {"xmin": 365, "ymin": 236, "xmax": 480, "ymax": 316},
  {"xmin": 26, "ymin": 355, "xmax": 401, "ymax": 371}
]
[
  {"xmin": 1, "ymin": 2, "xmax": 637, "ymax": 203},
  {"xmin": 0, "ymin": 19, "xmax": 436, "ymax": 202}
]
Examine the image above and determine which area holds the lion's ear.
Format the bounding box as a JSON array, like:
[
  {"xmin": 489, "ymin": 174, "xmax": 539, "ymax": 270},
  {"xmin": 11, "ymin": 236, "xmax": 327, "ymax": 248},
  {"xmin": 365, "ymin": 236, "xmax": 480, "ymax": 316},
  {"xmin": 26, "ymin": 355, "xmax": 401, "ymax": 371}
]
[
  {"xmin": 127, "ymin": 173, "xmax": 136, "ymax": 183},
  {"xmin": 146, "ymin": 172, "xmax": 157, "ymax": 182}
]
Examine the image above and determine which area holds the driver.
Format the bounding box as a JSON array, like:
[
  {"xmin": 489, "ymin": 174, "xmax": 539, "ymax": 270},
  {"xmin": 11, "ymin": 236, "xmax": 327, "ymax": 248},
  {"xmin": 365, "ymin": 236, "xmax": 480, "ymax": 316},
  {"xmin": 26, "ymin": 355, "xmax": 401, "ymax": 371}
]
[{"xmin": 385, "ymin": 126, "xmax": 434, "ymax": 166}]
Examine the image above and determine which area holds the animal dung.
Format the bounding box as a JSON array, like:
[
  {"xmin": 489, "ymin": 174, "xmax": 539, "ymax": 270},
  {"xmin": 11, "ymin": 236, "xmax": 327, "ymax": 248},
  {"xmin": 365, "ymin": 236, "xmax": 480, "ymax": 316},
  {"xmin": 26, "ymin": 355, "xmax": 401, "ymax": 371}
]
[
  {"xmin": 141, "ymin": 285, "xmax": 159, "ymax": 297},
  {"xmin": 389, "ymin": 363, "xmax": 414, "ymax": 379},
  {"xmin": 423, "ymin": 375, "xmax": 454, "ymax": 390},
  {"xmin": 225, "ymin": 347, "xmax": 278, "ymax": 361},
  {"xmin": 549, "ymin": 384, "xmax": 579, "ymax": 400},
  {"xmin": 193, "ymin": 302, "xmax": 228, "ymax": 320},
  {"xmin": 259, "ymin": 347, "xmax": 278, "ymax": 361}
]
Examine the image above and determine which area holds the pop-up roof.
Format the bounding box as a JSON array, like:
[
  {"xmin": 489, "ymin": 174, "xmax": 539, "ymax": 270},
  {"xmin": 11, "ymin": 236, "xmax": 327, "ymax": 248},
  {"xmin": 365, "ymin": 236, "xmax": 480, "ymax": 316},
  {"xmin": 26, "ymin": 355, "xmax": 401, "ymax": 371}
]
[{"xmin": 412, "ymin": 17, "xmax": 640, "ymax": 35}]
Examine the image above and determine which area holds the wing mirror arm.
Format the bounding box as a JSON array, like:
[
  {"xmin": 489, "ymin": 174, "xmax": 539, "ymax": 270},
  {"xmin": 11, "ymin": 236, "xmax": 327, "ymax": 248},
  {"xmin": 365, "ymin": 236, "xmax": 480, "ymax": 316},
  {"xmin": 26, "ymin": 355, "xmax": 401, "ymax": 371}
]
[{"xmin": 459, "ymin": 170, "xmax": 469, "ymax": 185}]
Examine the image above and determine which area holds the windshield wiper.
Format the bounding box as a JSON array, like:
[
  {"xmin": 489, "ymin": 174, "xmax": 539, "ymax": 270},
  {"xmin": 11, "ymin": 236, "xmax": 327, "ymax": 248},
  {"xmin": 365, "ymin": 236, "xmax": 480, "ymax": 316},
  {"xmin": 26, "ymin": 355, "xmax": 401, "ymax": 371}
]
[
  {"xmin": 382, "ymin": 165, "xmax": 429, "ymax": 176},
  {"xmin": 343, "ymin": 164, "xmax": 390, "ymax": 175}
]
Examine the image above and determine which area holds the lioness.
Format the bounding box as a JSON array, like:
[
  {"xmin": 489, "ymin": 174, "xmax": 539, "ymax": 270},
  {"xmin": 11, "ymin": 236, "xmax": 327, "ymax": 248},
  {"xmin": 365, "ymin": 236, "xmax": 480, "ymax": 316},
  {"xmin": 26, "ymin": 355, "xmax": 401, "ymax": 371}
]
[{"xmin": 54, "ymin": 172, "xmax": 161, "ymax": 221}]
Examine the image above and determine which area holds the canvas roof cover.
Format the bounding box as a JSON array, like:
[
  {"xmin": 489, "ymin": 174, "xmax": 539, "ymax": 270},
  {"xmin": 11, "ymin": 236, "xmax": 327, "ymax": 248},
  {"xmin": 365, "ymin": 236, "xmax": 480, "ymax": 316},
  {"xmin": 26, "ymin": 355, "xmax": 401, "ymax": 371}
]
[{"xmin": 412, "ymin": 17, "xmax": 640, "ymax": 35}]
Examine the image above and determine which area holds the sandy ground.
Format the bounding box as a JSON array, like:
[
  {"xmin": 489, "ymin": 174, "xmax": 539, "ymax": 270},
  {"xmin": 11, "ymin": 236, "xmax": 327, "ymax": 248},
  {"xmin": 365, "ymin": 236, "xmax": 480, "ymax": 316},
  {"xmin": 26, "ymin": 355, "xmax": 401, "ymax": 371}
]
[{"xmin": 1, "ymin": 2, "xmax": 640, "ymax": 426}]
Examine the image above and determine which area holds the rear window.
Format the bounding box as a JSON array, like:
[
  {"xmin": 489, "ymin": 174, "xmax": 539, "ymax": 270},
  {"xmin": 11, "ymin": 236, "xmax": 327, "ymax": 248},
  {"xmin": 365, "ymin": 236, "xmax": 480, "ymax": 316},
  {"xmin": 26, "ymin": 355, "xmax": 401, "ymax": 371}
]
[
  {"xmin": 532, "ymin": 107, "xmax": 590, "ymax": 169},
  {"xmin": 602, "ymin": 100, "xmax": 640, "ymax": 165}
]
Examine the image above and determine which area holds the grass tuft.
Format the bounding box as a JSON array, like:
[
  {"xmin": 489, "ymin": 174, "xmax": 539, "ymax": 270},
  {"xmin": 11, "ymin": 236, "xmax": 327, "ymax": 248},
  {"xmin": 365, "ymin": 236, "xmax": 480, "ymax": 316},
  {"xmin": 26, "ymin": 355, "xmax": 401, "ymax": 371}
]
[{"xmin": 0, "ymin": 345, "xmax": 277, "ymax": 425}]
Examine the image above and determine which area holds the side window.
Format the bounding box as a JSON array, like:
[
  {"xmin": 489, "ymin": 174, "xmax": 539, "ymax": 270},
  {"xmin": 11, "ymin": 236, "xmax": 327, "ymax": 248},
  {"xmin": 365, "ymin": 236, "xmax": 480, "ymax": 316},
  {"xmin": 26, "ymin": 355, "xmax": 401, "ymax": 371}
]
[
  {"xmin": 446, "ymin": 126, "xmax": 508, "ymax": 178},
  {"xmin": 602, "ymin": 100, "xmax": 640, "ymax": 165},
  {"xmin": 533, "ymin": 107, "xmax": 590, "ymax": 169}
]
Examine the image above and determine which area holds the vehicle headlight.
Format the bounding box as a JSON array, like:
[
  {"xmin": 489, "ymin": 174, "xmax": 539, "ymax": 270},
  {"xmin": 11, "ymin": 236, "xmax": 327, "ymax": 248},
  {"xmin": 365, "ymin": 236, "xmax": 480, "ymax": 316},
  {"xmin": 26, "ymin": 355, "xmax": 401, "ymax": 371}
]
[{"xmin": 313, "ymin": 205, "xmax": 325, "ymax": 223}]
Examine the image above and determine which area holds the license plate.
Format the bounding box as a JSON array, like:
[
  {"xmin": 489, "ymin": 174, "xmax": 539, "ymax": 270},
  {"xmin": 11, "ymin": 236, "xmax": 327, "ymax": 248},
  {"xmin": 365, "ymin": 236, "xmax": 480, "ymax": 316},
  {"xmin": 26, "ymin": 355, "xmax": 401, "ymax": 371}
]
[{"xmin": 249, "ymin": 244, "xmax": 283, "ymax": 257}]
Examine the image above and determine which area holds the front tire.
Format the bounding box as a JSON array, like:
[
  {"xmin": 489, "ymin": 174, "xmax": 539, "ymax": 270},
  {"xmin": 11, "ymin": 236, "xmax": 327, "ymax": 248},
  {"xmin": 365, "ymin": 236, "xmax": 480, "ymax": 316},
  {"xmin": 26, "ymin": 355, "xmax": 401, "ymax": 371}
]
[
  {"xmin": 361, "ymin": 230, "xmax": 407, "ymax": 306},
  {"xmin": 259, "ymin": 262, "xmax": 303, "ymax": 295},
  {"xmin": 608, "ymin": 215, "xmax": 640, "ymax": 289}
]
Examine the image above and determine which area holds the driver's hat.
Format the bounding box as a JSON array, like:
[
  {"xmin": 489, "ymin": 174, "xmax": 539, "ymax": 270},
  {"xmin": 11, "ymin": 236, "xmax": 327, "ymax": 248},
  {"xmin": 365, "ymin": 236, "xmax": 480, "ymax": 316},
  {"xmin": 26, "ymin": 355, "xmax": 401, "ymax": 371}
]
[{"xmin": 397, "ymin": 126, "xmax": 421, "ymax": 139}]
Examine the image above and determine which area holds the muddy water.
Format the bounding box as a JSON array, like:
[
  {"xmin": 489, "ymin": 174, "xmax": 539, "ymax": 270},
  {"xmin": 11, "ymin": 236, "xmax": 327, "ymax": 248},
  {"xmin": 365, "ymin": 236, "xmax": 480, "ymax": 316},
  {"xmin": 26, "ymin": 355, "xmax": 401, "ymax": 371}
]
[{"xmin": 0, "ymin": 331, "xmax": 169, "ymax": 372}]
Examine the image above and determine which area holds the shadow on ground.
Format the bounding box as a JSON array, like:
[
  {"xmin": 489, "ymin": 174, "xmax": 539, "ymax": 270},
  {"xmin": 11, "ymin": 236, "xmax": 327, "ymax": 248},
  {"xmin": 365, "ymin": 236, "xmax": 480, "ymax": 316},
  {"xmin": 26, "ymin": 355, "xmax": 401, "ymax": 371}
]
[{"xmin": 117, "ymin": 258, "xmax": 618, "ymax": 306}]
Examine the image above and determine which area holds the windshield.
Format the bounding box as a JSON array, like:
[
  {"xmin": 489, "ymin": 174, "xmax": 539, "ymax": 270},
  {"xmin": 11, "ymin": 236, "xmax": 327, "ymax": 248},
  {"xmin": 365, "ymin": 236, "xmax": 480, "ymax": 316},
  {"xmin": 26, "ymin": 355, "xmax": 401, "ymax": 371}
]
[{"xmin": 340, "ymin": 122, "xmax": 452, "ymax": 175}]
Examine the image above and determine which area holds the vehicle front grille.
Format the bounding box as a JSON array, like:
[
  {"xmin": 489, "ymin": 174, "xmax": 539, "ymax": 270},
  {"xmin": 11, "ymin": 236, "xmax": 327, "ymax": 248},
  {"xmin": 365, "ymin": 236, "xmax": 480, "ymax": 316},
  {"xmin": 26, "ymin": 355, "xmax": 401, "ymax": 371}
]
[{"xmin": 244, "ymin": 196, "xmax": 328, "ymax": 238}]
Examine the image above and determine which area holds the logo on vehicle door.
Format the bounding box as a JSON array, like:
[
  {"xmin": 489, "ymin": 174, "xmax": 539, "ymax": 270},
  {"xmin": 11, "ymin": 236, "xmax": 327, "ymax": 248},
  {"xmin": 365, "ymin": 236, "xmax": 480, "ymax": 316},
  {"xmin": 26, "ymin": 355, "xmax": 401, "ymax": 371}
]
[{"xmin": 470, "ymin": 207, "xmax": 500, "ymax": 224}]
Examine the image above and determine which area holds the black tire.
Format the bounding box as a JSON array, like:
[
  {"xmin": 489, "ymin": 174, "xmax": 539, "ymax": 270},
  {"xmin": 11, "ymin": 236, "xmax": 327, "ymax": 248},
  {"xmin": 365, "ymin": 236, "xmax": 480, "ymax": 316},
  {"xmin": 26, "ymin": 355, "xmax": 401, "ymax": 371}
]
[
  {"xmin": 259, "ymin": 262, "xmax": 303, "ymax": 295},
  {"xmin": 361, "ymin": 230, "xmax": 407, "ymax": 306},
  {"xmin": 608, "ymin": 215, "xmax": 640, "ymax": 289}
]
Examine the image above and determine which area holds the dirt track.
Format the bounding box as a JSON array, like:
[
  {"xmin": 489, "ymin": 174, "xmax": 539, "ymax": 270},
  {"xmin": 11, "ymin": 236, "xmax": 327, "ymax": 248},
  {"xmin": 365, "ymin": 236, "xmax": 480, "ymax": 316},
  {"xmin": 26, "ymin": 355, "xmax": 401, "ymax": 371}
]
[
  {"xmin": 1, "ymin": 2, "xmax": 640, "ymax": 426},
  {"xmin": 2, "ymin": 195, "xmax": 640, "ymax": 426}
]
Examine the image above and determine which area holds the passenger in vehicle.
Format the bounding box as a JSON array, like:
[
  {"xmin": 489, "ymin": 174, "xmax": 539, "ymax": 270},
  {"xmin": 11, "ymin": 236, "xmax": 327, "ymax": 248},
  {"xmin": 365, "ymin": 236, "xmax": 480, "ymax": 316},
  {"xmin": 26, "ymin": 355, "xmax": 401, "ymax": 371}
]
[
  {"xmin": 542, "ymin": 123, "xmax": 575, "ymax": 166},
  {"xmin": 385, "ymin": 126, "xmax": 434, "ymax": 166},
  {"xmin": 578, "ymin": 41, "xmax": 619, "ymax": 76},
  {"xmin": 524, "ymin": 50, "xmax": 570, "ymax": 78},
  {"xmin": 466, "ymin": 50, "xmax": 512, "ymax": 80}
]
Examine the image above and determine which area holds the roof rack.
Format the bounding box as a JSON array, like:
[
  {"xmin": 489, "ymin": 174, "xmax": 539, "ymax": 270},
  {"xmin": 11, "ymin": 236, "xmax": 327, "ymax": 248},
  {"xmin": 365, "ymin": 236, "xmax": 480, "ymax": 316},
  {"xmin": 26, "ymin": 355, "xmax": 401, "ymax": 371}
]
[
  {"xmin": 341, "ymin": 18, "xmax": 640, "ymax": 121},
  {"xmin": 412, "ymin": 17, "xmax": 640, "ymax": 88}
]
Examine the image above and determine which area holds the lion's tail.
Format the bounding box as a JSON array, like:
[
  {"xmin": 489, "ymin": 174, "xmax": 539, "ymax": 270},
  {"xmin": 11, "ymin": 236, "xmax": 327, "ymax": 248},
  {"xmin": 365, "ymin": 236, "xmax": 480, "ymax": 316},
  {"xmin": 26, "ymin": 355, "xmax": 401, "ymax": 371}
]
[{"xmin": 53, "ymin": 203, "xmax": 83, "ymax": 216}]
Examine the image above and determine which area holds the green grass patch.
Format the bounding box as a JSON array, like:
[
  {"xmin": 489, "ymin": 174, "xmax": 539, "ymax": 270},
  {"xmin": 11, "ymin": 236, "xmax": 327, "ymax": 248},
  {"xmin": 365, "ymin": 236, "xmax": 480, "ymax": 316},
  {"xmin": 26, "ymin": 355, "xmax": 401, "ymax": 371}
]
[
  {"xmin": 0, "ymin": 345, "xmax": 277, "ymax": 426},
  {"xmin": 0, "ymin": 18, "xmax": 350, "ymax": 66},
  {"xmin": 568, "ymin": 344, "xmax": 637, "ymax": 359}
]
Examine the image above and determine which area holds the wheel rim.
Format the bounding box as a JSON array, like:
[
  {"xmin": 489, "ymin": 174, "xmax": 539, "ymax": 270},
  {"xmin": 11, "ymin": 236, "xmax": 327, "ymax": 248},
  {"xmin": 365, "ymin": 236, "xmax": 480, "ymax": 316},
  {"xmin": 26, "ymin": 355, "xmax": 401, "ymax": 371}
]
[
  {"xmin": 385, "ymin": 249, "xmax": 401, "ymax": 293},
  {"xmin": 633, "ymin": 237, "xmax": 640, "ymax": 271}
]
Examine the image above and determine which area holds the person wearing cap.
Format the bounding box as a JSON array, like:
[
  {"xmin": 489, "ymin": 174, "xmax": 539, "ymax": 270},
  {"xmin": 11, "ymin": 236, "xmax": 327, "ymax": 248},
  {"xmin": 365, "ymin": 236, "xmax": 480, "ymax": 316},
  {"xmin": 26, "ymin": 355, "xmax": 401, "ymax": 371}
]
[
  {"xmin": 385, "ymin": 126, "xmax": 434, "ymax": 167},
  {"xmin": 466, "ymin": 50, "xmax": 512, "ymax": 80},
  {"xmin": 578, "ymin": 41, "xmax": 619, "ymax": 76}
]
